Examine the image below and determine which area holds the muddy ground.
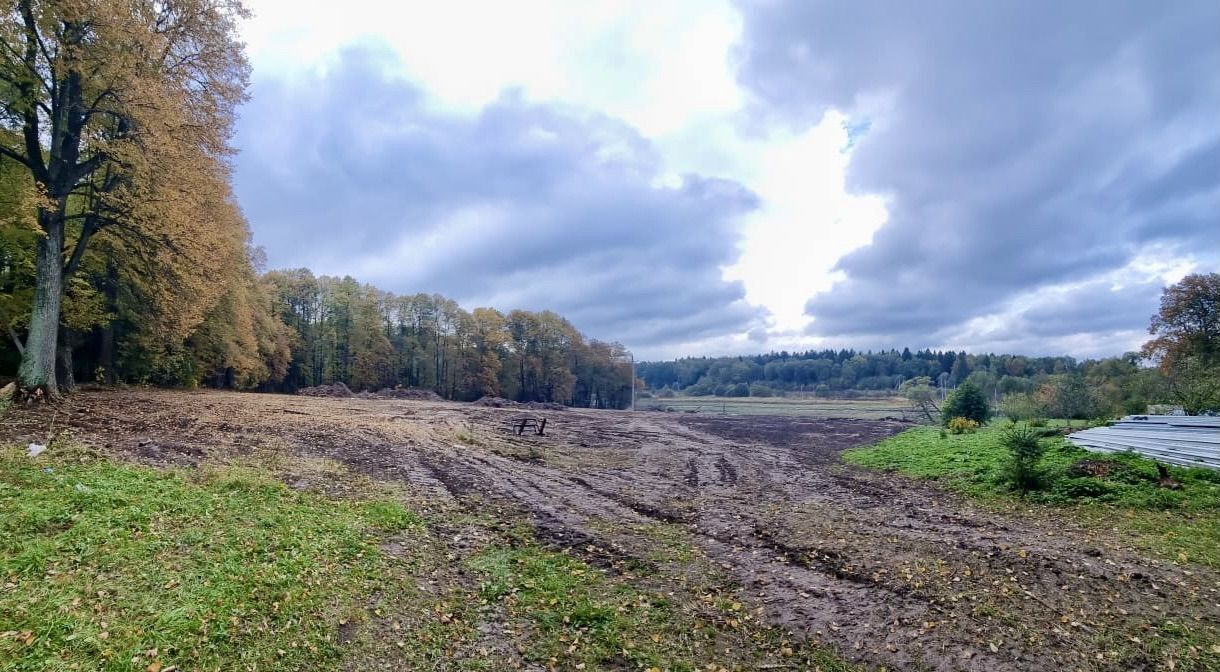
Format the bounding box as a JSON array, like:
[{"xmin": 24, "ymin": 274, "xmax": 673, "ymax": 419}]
[{"xmin": 4, "ymin": 389, "xmax": 1218, "ymax": 671}]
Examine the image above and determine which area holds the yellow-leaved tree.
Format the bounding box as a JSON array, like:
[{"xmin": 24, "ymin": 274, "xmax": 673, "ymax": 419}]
[{"xmin": 0, "ymin": 0, "xmax": 249, "ymax": 395}]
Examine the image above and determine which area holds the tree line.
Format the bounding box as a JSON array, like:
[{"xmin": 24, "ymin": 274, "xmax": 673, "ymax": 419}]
[
  {"xmin": 640, "ymin": 273, "xmax": 1220, "ymax": 418},
  {"xmin": 640, "ymin": 348, "xmax": 1169, "ymax": 417},
  {"xmin": 640, "ymin": 348, "xmax": 1101, "ymax": 396},
  {"xmin": 260, "ymin": 269, "xmax": 634, "ymax": 406}
]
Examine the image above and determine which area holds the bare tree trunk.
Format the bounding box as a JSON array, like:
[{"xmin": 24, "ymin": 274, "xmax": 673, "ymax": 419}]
[
  {"xmin": 17, "ymin": 208, "xmax": 65, "ymax": 396},
  {"xmin": 56, "ymin": 341, "xmax": 76, "ymax": 393},
  {"xmin": 99, "ymin": 321, "xmax": 115, "ymax": 384},
  {"xmin": 99, "ymin": 262, "xmax": 118, "ymax": 384}
]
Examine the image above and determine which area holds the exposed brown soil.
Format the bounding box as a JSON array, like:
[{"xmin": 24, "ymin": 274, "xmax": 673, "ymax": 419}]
[
  {"xmin": 297, "ymin": 382, "xmax": 355, "ymax": 397},
  {"xmin": 4, "ymin": 389, "xmax": 1217, "ymax": 671},
  {"xmin": 472, "ymin": 395, "xmax": 567, "ymax": 410}
]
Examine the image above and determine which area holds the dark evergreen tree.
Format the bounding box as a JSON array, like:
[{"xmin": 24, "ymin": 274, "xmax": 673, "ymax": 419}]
[{"xmin": 941, "ymin": 380, "xmax": 991, "ymax": 425}]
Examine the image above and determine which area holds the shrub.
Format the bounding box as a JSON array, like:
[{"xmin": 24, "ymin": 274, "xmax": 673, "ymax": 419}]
[
  {"xmin": 1028, "ymin": 417, "xmax": 1048, "ymax": 427},
  {"xmin": 942, "ymin": 381, "xmax": 990, "ymax": 425},
  {"xmin": 1000, "ymin": 423, "xmax": 1046, "ymax": 492},
  {"xmin": 712, "ymin": 380, "xmax": 751, "ymax": 397},
  {"xmin": 1051, "ymin": 477, "xmax": 1116, "ymax": 500},
  {"xmin": 748, "ymin": 383, "xmax": 775, "ymax": 397},
  {"xmin": 1035, "ymin": 375, "xmax": 1102, "ymax": 420},
  {"xmin": 1129, "ymin": 488, "xmax": 1188, "ymax": 511},
  {"xmin": 999, "ymin": 393, "xmax": 1044, "ymax": 422},
  {"xmin": 684, "ymin": 380, "xmax": 715, "ymax": 396},
  {"xmin": 947, "ymin": 417, "xmax": 980, "ymax": 434}
]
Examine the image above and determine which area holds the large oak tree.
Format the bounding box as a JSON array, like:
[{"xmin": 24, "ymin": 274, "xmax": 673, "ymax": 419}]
[{"xmin": 0, "ymin": 0, "xmax": 248, "ymax": 394}]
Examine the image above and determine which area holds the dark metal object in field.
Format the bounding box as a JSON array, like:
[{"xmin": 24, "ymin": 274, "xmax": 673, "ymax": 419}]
[
  {"xmin": 508, "ymin": 416, "xmax": 547, "ymax": 436},
  {"xmin": 1068, "ymin": 415, "xmax": 1220, "ymax": 470}
]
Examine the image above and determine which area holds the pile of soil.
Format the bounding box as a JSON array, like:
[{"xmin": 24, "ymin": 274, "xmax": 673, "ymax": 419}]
[
  {"xmin": 361, "ymin": 388, "xmax": 444, "ymax": 401},
  {"xmin": 472, "ymin": 396, "xmax": 566, "ymax": 411},
  {"xmin": 1066, "ymin": 458, "xmax": 1116, "ymax": 478},
  {"xmin": 296, "ymin": 382, "xmax": 353, "ymax": 397},
  {"xmin": 471, "ymin": 396, "xmax": 515, "ymax": 408}
]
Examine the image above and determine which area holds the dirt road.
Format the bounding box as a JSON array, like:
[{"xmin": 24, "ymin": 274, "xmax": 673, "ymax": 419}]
[{"xmin": 5, "ymin": 389, "xmax": 1217, "ymax": 671}]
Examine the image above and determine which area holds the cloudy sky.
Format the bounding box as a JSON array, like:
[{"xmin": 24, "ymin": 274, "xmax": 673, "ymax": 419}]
[{"xmin": 234, "ymin": 0, "xmax": 1219, "ymax": 360}]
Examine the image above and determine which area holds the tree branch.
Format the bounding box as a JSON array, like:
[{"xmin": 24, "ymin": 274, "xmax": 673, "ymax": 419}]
[
  {"xmin": 6, "ymin": 323, "xmax": 23, "ymax": 355},
  {"xmin": 70, "ymin": 151, "xmax": 107, "ymax": 183},
  {"xmin": 0, "ymin": 306, "xmax": 25, "ymax": 355},
  {"xmin": 63, "ymin": 215, "xmax": 100, "ymax": 281},
  {"xmin": 21, "ymin": 0, "xmax": 55, "ymax": 70},
  {"xmin": 0, "ymin": 144, "xmax": 32, "ymax": 169},
  {"xmin": 17, "ymin": 0, "xmax": 48, "ymax": 182}
]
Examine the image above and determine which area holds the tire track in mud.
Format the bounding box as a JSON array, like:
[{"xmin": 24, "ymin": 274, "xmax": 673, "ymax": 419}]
[
  {"xmin": 411, "ymin": 414, "xmax": 1218, "ymax": 672},
  {"xmin": 402, "ymin": 417, "xmax": 1047, "ymax": 670}
]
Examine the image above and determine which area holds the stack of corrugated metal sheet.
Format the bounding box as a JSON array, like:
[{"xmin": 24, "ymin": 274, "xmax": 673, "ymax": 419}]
[{"xmin": 1067, "ymin": 415, "xmax": 1220, "ymax": 470}]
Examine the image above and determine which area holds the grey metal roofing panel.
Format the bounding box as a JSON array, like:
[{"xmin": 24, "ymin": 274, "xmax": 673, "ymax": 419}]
[{"xmin": 1066, "ymin": 415, "xmax": 1220, "ymax": 470}]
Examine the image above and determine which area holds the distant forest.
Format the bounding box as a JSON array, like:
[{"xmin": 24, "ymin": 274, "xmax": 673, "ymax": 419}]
[{"xmin": 638, "ymin": 349, "xmax": 1163, "ymax": 413}]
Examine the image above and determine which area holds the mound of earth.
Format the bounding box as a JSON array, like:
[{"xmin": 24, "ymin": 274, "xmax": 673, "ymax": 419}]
[
  {"xmin": 472, "ymin": 396, "xmax": 566, "ymax": 410},
  {"xmin": 296, "ymin": 382, "xmax": 353, "ymax": 397},
  {"xmin": 471, "ymin": 395, "xmax": 515, "ymax": 408},
  {"xmin": 297, "ymin": 384, "xmax": 444, "ymax": 401},
  {"xmin": 360, "ymin": 388, "xmax": 444, "ymax": 401}
]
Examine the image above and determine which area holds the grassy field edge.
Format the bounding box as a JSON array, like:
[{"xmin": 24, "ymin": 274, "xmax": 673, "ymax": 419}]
[{"xmin": 843, "ymin": 425, "xmax": 1220, "ymax": 568}]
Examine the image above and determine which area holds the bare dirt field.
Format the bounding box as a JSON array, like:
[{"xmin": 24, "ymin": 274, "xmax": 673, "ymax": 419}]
[{"xmin": 4, "ymin": 389, "xmax": 1218, "ymax": 671}]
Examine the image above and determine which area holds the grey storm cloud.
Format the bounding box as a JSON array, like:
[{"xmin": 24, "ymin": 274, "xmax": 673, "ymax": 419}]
[
  {"xmin": 234, "ymin": 44, "xmax": 764, "ymax": 351},
  {"xmin": 734, "ymin": 0, "xmax": 1220, "ymax": 348},
  {"xmin": 1015, "ymin": 280, "xmax": 1163, "ymax": 339}
]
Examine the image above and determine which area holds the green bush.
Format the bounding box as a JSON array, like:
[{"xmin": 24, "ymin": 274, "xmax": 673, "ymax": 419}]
[
  {"xmin": 1128, "ymin": 488, "xmax": 1188, "ymax": 511},
  {"xmin": 1000, "ymin": 423, "xmax": 1045, "ymax": 492},
  {"xmin": 999, "ymin": 393, "xmax": 1044, "ymax": 422},
  {"xmin": 942, "ymin": 381, "xmax": 990, "ymax": 425},
  {"xmin": 684, "ymin": 380, "xmax": 715, "ymax": 396},
  {"xmin": 947, "ymin": 417, "xmax": 980, "ymax": 434},
  {"xmin": 719, "ymin": 382, "xmax": 749, "ymax": 397},
  {"xmin": 1051, "ymin": 477, "xmax": 1116, "ymax": 500}
]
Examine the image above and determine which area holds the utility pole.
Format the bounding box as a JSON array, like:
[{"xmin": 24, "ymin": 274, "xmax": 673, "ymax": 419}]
[{"xmin": 630, "ymin": 352, "xmax": 635, "ymax": 411}]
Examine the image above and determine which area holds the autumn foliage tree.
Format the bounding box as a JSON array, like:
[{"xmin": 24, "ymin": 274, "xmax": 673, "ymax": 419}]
[
  {"xmin": 1143, "ymin": 273, "xmax": 1220, "ymax": 414},
  {"xmin": 0, "ymin": 0, "xmax": 250, "ymax": 394}
]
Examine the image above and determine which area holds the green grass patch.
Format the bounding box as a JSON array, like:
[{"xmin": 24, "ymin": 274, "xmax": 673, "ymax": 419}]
[
  {"xmin": 468, "ymin": 543, "xmax": 859, "ymax": 672},
  {"xmin": 0, "ymin": 444, "xmax": 428, "ymax": 671},
  {"xmin": 844, "ymin": 425, "xmax": 1220, "ymax": 566}
]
